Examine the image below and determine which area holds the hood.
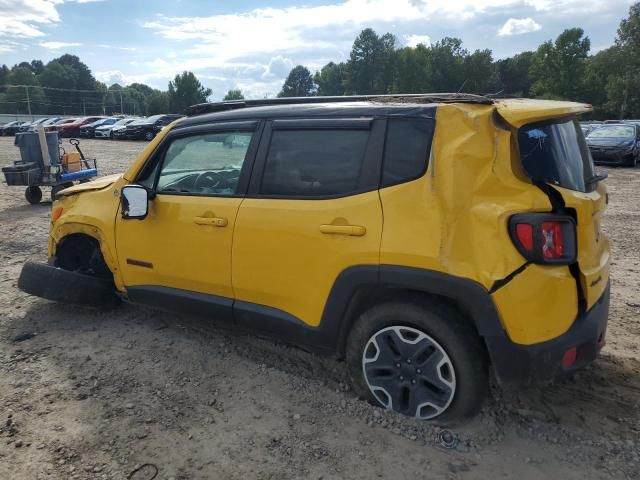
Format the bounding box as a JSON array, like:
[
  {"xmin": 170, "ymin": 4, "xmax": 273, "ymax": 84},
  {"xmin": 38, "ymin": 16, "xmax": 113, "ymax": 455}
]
[{"xmin": 59, "ymin": 173, "xmax": 121, "ymax": 196}]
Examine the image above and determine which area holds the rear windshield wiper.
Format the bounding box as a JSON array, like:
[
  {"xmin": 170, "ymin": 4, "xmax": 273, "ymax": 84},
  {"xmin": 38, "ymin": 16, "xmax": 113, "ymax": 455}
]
[{"xmin": 586, "ymin": 172, "xmax": 608, "ymax": 185}]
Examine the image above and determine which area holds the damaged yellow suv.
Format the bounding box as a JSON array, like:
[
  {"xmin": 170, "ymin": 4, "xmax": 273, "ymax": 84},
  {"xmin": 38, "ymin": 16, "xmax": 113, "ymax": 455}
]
[{"xmin": 19, "ymin": 94, "xmax": 610, "ymax": 423}]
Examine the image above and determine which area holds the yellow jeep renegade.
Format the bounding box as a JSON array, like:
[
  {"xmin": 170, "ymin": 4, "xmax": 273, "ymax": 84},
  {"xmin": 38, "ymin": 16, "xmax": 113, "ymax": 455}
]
[{"xmin": 19, "ymin": 94, "xmax": 610, "ymax": 423}]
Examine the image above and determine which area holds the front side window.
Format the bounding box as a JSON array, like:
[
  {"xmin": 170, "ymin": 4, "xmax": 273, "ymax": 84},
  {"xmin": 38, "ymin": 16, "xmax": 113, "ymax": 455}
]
[
  {"xmin": 261, "ymin": 129, "xmax": 369, "ymax": 196},
  {"xmin": 518, "ymin": 119, "xmax": 595, "ymax": 193},
  {"xmin": 150, "ymin": 131, "xmax": 252, "ymax": 196}
]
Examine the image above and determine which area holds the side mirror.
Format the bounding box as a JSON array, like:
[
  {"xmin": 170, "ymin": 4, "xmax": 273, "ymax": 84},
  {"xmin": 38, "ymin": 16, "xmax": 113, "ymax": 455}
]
[{"xmin": 121, "ymin": 185, "xmax": 149, "ymax": 219}]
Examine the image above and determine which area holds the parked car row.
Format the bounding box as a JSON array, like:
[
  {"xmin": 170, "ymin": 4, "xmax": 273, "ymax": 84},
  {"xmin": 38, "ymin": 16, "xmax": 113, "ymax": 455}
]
[
  {"xmin": 1, "ymin": 113, "xmax": 185, "ymax": 141},
  {"xmin": 581, "ymin": 120, "xmax": 640, "ymax": 167}
]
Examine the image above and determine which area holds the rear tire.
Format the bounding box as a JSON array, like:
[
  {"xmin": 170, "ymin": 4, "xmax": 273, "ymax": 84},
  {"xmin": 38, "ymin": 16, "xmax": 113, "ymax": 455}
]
[
  {"xmin": 346, "ymin": 300, "xmax": 488, "ymax": 425},
  {"xmin": 144, "ymin": 130, "xmax": 154, "ymax": 141}
]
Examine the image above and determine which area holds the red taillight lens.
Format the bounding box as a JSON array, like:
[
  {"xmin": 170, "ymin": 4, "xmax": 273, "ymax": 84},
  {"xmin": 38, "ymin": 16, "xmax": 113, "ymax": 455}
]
[
  {"xmin": 515, "ymin": 223, "xmax": 534, "ymax": 251},
  {"xmin": 541, "ymin": 221, "xmax": 564, "ymax": 259},
  {"xmin": 509, "ymin": 214, "xmax": 576, "ymax": 265}
]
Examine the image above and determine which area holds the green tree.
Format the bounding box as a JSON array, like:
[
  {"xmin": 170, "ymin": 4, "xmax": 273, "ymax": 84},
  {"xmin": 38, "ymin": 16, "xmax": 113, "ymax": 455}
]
[
  {"xmin": 530, "ymin": 28, "xmax": 591, "ymax": 100},
  {"xmin": 346, "ymin": 28, "xmax": 396, "ymax": 94},
  {"xmin": 314, "ymin": 62, "xmax": 347, "ymax": 96},
  {"xmin": 277, "ymin": 65, "xmax": 316, "ymax": 97},
  {"xmin": 147, "ymin": 90, "xmax": 170, "ymax": 115},
  {"xmin": 390, "ymin": 44, "xmax": 432, "ymax": 93},
  {"xmin": 38, "ymin": 60, "xmax": 79, "ymax": 114},
  {"xmin": 223, "ymin": 89, "xmax": 245, "ymax": 100},
  {"xmin": 496, "ymin": 51, "xmax": 534, "ymax": 96},
  {"xmin": 4, "ymin": 66, "xmax": 46, "ymax": 114},
  {"xmin": 0, "ymin": 64, "xmax": 10, "ymax": 93},
  {"xmin": 603, "ymin": 2, "xmax": 640, "ymax": 118},
  {"xmin": 463, "ymin": 49, "xmax": 499, "ymax": 93},
  {"xmin": 167, "ymin": 71, "xmax": 212, "ymax": 112},
  {"xmin": 30, "ymin": 60, "xmax": 44, "ymax": 75}
]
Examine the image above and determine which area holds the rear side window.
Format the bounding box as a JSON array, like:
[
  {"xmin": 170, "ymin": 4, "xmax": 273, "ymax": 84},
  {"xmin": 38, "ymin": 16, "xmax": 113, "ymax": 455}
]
[
  {"xmin": 261, "ymin": 129, "xmax": 369, "ymax": 196},
  {"xmin": 518, "ymin": 119, "xmax": 595, "ymax": 193},
  {"xmin": 382, "ymin": 118, "xmax": 433, "ymax": 187}
]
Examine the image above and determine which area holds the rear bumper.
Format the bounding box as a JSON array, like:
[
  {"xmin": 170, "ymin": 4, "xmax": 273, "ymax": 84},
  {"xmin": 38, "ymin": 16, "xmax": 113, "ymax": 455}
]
[{"xmin": 487, "ymin": 283, "xmax": 610, "ymax": 385}]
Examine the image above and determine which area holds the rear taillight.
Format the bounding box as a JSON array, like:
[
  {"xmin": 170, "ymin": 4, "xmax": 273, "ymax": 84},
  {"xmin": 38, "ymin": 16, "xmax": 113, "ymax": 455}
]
[{"xmin": 510, "ymin": 214, "xmax": 576, "ymax": 264}]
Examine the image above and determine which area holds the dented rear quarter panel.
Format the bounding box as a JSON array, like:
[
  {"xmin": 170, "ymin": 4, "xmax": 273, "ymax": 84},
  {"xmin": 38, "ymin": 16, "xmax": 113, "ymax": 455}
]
[{"xmin": 379, "ymin": 103, "xmax": 580, "ymax": 345}]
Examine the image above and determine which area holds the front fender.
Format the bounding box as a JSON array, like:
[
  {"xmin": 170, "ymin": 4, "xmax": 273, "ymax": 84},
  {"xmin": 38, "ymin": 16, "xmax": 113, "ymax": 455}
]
[{"xmin": 48, "ymin": 176, "xmax": 128, "ymax": 291}]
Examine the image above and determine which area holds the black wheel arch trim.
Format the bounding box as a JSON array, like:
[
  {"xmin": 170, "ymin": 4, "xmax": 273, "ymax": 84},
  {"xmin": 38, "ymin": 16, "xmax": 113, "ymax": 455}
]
[{"xmin": 121, "ymin": 264, "xmax": 605, "ymax": 386}]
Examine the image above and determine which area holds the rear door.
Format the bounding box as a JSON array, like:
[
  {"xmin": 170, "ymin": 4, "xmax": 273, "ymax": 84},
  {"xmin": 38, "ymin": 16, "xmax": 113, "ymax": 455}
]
[
  {"xmin": 517, "ymin": 119, "xmax": 610, "ymax": 309},
  {"xmin": 231, "ymin": 118, "xmax": 385, "ymax": 328}
]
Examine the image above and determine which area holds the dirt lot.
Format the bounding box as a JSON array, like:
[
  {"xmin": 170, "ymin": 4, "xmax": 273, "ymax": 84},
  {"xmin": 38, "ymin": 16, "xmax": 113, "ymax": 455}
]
[{"xmin": 0, "ymin": 136, "xmax": 638, "ymax": 480}]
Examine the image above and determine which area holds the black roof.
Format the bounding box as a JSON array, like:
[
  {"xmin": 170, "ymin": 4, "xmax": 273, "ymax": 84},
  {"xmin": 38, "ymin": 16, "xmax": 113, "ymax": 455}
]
[{"xmin": 179, "ymin": 93, "xmax": 493, "ymax": 128}]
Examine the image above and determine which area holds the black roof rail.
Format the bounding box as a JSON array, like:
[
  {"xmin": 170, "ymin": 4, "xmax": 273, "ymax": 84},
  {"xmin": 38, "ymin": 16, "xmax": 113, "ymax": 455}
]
[{"xmin": 185, "ymin": 93, "xmax": 494, "ymax": 116}]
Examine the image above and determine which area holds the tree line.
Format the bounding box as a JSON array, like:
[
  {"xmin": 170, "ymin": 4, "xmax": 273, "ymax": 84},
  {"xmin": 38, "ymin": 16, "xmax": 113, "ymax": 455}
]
[
  {"xmin": 0, "ymin": 55, "xmax": 215, "ymax": 116},
  {"xmin": 2, "ymin": 3, "xmax": 639, "ymax": 118},
  {"xmin": 278, "ymin": 2, "xmax": 640, "ymax": 119}
]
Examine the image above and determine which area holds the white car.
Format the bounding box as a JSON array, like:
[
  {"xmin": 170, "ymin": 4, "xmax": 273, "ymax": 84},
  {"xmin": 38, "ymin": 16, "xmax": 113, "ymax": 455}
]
[{"xmin": 94, "ymin": 117, "xmax": 138, "ymax": 139}]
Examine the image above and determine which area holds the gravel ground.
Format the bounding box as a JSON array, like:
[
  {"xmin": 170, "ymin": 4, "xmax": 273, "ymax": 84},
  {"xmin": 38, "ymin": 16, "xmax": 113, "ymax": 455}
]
[{"xmin": 0, "ymin": 137, "xmax": 639, "ymax": 480}]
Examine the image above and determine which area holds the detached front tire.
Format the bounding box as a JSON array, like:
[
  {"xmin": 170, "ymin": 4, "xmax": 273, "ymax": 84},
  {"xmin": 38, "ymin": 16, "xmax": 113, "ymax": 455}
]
[{"xmin": 346, "ymin": 300, "xmax": 488, "ymax": 424}]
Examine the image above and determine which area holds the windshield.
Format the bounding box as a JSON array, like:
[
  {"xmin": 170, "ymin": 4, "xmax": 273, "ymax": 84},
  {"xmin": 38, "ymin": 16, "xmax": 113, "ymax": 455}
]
[
  {"xmin": 587, "ymin": 125, "xmax": 635, "ymax": 139},
  {"xmin": 518, "ymin": 119, "xmax": 595, "ymax": 193}
]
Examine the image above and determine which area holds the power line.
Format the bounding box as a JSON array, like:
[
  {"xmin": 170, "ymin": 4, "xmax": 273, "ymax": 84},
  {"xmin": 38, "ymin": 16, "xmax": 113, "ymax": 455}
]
[{"xmin": 0, "ymin": 83, "xmax": 129, "ymax": 93}]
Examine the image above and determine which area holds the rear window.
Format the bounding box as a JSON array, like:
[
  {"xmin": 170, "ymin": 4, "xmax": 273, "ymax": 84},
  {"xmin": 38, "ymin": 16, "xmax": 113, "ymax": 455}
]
[
  {"xmin": 518, "ymin": 119, "xmax": 595, "ymax": 193},
  {"xmin": 261, "ymin": 129, "xmax": 369, "ymax": 197},
  {"xmin": 381, "ymin": 118, "xmax": 433, "ymax": 187}
]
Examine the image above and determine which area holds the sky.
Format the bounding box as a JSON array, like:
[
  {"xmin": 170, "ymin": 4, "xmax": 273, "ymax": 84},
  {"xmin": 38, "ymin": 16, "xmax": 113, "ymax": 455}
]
[{"xmin": 0, "ymin": 0, "xmax": 636, "ymax": 100}]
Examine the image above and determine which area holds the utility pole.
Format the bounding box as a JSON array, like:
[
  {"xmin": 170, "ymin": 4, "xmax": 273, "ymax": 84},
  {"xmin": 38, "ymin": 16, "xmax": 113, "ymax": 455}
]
[
  {"xmin": 83, "ymin": 98, "xmax": 86, "ymax": 116},
  {"xmin": 119, "ymin": 90, "xmax": 123, "ymax": 114},
  {"xmin": 25, "ymin": 86, "xmax": 32, "ymax": 118}
]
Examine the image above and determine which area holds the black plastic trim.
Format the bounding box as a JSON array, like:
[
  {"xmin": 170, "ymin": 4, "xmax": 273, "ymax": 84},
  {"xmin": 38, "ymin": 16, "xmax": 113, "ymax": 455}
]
[
  {"xmin": 18, "ymin": 261, "xmax": 118, "ymax": 306},
  {"xmin": 272, "ymin": 118, "xmax": 373, "ymax": 130},
  {"xmin": 126, "ymin": 285, "xmax": 233, "ymax": 321},
  {"xmin": 117, "ymin": 265, "xmax": 609, "ymax": 386}
]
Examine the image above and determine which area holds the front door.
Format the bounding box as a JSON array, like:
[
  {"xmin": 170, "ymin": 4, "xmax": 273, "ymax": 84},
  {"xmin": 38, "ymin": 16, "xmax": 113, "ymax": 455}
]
[{"xmin": 115, "ymin": 125, "xmax": 259, "ymax": 312}]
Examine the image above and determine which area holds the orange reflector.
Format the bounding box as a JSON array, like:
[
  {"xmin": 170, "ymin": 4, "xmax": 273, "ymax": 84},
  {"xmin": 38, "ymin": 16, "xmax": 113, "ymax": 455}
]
[
  {"xmin": 562, "ymin": 347, "xmax": 577, "ymax": 369},
  {"xmin": 52, "ymin": 207, "xmax": 64, "ymax": 222}
]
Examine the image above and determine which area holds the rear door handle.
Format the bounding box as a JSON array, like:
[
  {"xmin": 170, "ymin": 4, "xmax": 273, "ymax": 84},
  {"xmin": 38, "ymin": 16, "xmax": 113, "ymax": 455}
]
[
  {"xmin": 320, "ymin": 224, "xmax": 366, "ymax": 236},
  {"xmin": 194, "ymin": 216, "xmax": 228, "ymax": 227}
]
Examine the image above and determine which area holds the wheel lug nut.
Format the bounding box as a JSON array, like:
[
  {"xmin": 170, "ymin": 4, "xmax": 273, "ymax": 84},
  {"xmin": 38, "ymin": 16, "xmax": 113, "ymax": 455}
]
[
  {"xmin": 399, "ymin": 376, "xmax": 404, "ymax": 381},
  {"xmin": 395, "ymin": 363, "xmax": 401, "ymax": 368},
  {"xmin": 411, "ymin": 379, "xmax": 416, "ymax": 384},
  {"xmin": 416, "ymin": 369, "xmax": 422, "ymax": 374},
  {"xmin": 406, "ymin": 359, "xmax": 411, "ymax": 364}
]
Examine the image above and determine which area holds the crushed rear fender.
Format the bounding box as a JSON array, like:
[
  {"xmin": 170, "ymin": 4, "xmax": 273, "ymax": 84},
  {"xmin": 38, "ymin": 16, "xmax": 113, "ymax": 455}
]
[{"xmin": 18, "ymin": 261, "xmax": 119, "ymax": 306}]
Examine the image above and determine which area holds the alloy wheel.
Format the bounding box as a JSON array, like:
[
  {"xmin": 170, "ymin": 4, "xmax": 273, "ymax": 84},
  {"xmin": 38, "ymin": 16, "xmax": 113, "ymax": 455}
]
[{"xmin": 362, "ymin": 325, "xmax": 456, "ymax": 420}]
